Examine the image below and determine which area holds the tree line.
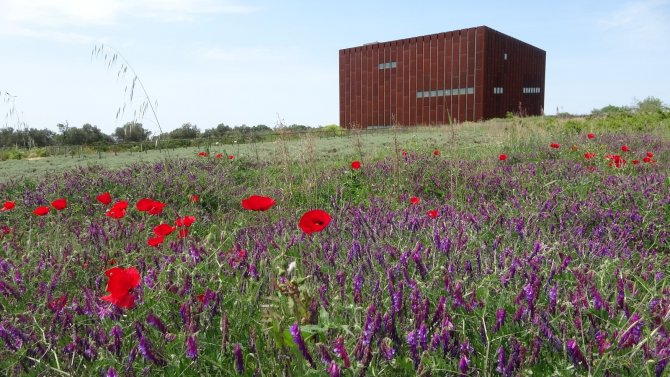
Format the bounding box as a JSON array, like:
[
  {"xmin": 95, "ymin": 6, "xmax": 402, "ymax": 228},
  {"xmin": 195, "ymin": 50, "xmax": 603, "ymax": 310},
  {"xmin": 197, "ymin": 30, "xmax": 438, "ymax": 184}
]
[{"xmin": 0, "ymin": 121, "xmax": 316, "ymax": 148}]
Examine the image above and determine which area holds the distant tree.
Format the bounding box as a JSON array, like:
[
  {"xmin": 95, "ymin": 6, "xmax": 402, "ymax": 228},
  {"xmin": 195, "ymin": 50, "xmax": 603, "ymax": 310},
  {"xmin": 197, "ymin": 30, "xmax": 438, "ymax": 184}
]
[
  {"xmin": 590, "ymin": 105, "xmax": 631, "ymax": 116},
  {"xmin": 114, "ymin": 122, "xmax": 151, "ymax": 142},
  {"xmin": 636, "ymin": 97, "xmax": 668, "ymax": 113},
  {"xmin": 287, "ymin": 124, "xmax": 310, "ymax": 132},
  {"xmin": 56, "ymin": 123, "xmax": 113, "ymax": 145},
  {"xmin": 252, "ymin": 124, "xmax": 272, "ymax": 133},
  {"xmin": 202, "ymin": 123, "xmax": 231, "ymax": 138},
  {"xmin": 169, "ymin": 123, "xmax": 200, "ymax": 139}
]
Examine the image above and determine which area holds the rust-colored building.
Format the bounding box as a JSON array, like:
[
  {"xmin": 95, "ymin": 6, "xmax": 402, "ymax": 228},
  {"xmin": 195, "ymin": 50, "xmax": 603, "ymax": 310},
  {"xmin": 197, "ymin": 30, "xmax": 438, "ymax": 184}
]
[{"xmin": 339, "ymin": 26, "xmax": 545, "ymax": 128}]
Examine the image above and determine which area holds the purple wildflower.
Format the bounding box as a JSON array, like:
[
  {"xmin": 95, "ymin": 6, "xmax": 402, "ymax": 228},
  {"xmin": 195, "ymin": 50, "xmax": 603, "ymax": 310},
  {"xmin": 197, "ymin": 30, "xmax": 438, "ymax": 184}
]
[
  {"xmin": 327, "ymin": 361, "xmax": 340, "ymax": 377},
  {"xmin": 459, "ymin": 353, "xmax": 470, "ymax": 375},
  {"xmin": 493, "ymin": 308, "xmax": 506, "ymax": 333},
  {"xmin": 186, "ymin": 335, "xmax": 198, "ymax": 359},
  {"xmin": 106, "ymin": 367, "xmax": 118, "ymax": 377},
  {"xmin": 496, "ymin": 346, "xmax": 506, "ymax": 374},
  {"xmin": 618, "ymin": 313, "xmax": 644, "ymax": 349},
  {"xmin": 380, "ymin": 337, "xmax": 396, "ymax": 361},
  {"xmin": 109, "ymin": 324, "xmax": 123, "ymax": 357},
  {"xmin": 407, "ymin": 330, "xmax": 420, "ymax": 369},
  {"xmin": 333, "ymin": 337, "xmax": 350, "ymax": 368},
  {"xmin": 146, "ymin": 313, "xmax": 168, "ymax": 335},
  {"xmin": 234, "ymin": 343, "xmax": 244, "ymax": 374},
  {"xmin": 290, "ymin": 322, "xmax": 315, "ymax": 367},
  {"xmin": 566, "ymin": 339, "xmax": 587, "ymax": 368}
]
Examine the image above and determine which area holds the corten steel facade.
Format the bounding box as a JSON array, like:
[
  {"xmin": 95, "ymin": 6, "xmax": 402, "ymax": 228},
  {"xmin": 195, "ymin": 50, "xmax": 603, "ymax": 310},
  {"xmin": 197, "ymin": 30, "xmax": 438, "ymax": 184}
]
[{"xmin": 339, "ymin": 26, "xmax": 546, "ymax": 128}]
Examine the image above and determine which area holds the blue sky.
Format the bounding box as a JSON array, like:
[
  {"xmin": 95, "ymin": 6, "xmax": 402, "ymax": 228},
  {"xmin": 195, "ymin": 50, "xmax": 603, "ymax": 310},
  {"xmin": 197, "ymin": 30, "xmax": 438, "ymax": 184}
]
[{"xmin": 1, "ymin": 0, "xmax": 668, "ymax": 135}]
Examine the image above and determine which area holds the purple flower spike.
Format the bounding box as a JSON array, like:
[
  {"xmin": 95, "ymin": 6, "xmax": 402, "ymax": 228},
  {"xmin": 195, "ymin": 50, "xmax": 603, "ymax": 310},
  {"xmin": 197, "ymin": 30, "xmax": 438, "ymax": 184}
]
[
  {"xmin": 290, "ymin": 322, "xmax": 315, "ymax": 367},
  {"xmin": 333, "ymin": 337, "xmax": 351, "ymax": 368},
  {"xmin": 234, "ymin": 343, "xmax": 244, "ymax": 374},
  {"xmin": 566, "ymin": 339, "xmax": 587, "ymax": 368},
  {"xmin": 459, "ymin": 353, "xmax": 470, "ymax": 375},
  {"xmin": 186, "ymin": 335, "xmax": 198, "ymax": 359},
  {"xmin": 493, "ymin": 308, "xmax": 506, "ymax": 333},
  {"xmin": 618, "ymin": 313, "xmax": 644, "ymax": 349},
  {"xmin": 327, "ymin": 361, "xmax": 341, "ymax": 377},
  {"xmin": 106, "ymin": 367, "xmax": 118, "ymax": 377}
]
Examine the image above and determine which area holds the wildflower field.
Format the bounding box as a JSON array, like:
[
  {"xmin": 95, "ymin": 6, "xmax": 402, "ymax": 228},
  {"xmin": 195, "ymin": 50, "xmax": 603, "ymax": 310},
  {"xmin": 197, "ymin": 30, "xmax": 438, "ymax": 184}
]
[{"xmin": 0, "ymin": 116, "xmax": 669, "ymax": 376}]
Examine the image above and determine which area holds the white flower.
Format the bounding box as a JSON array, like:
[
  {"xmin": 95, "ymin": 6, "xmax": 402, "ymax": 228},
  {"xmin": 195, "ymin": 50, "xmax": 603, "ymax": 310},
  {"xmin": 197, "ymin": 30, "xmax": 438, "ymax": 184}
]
[{"xmin": 287, "ymin": 261, "xmax": 297, "ymax": 273}]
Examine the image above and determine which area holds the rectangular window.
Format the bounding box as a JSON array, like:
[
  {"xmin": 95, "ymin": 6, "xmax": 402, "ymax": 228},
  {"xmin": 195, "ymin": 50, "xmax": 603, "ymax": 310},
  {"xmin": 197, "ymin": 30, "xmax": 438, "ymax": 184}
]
[
  {"xmin": 379, "ymin": 61, "xmax": 397, "ymax": 70},
  {"xmin": 416, "ymin": 87, "xmax": 474, "ymax": 98},
  {"xmin": 493, "ymin": 87, "xmax": 503, "ymax": 94},
  {"xmin": 523, "ymin": 87, "xmax": 541, "ymax": 94}
]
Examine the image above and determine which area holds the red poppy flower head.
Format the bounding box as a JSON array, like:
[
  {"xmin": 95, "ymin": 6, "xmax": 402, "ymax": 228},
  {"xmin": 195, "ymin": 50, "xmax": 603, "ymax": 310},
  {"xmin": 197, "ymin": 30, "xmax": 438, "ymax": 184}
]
[
  {"xmin": 498, "ymin": 154, "xmax": 507, "ymax": 161},
  {"xmin": 136, "ymin": 198, "xmax": 164, "ymax": 215},
  {"xmin": 0, "ymin": 225, "xmax": 10, "ymax": 235},
  {"xmin": 587, "ymin": 133, "xmax": 595, "ymax": 139},
  {"xmin": 190, "ymin": 194, "xmax": 199, "ymax": 203},
  {"xmin": 427, "ymin": 209, "xmax": 438, "ymax": 218},
  {"xmin": 621, "ymin": 145, "xmax": 630, "ymax": 152},
  {"xmin": 351, "ymin": 161, "xmax": 361, "ymax": 170},
  {"xmin": 402, "ymin": 150, "xmax": 408, "ymax": 157},
  {"xmin": 175, "ymin": 216, "xmax": 196, "ymax": 228},
  {"xmin": 101, "ymin": 266, "xmax": 141, "ymax": 309},
  {"xmin": 153, "ymin": 223, "xmax": 175, "ymax": 236},
  {"xmin": 178, "ymin": 228, "xmax": 189, "ymax": 238},
  {"xmin": 550, "ymin": 143, "xmax": 560, "ymax": 149},
  {"xmin": 433, "ymin": 149, "xmax": 440, "ymax": 156},
  {"xmin": 643, "ymin": 156, "xmax": 652, "ymax": 163},
  {"xmin": 241, "ymin": 195, "xmax": 276, "ymax": 211},
  {"xmin": 147, "ymin": 235, "xmax": 164, "ymax": 247},
  {"xmin": 215, "ymin": 153, "xmax": 223, "ymax": 159},
  {"xmin": 1, "ymin": 201, "xmax": 15, "ymax": 211},
  {"xmin": 410, "ymin": 196, "xmax": 420, "ymax": 205},
  {"xmin": 298, "ymin": 209, "xmax": 331, "ymax": 235},
  {"xmin": 33, "ymin": 206, "xmax": 50, "ymax": 216},
  {"xmin": 632, "ymin": 159, "xmax": 640, "ymax": 165},
  {"xmin": 106, "ymin": 207, "xmax": 126, "ymax": 219},
  {"xmin": 228, "ymin": 155, "xmax": 234, "ymax": 160},
  {"xmin": 646, "ymin": 152, "xmax": 654, "ymax": 158},
  {"xmin": 51, "ymin": 198, "xmax": 67, "ymax": 210},
  {"xmin": 584, "ymin": 152, "xmax": 596, "ymax": 160},
  {"xmin": 97, "ymin": 192, "xmax": 112, "ymax": 205},
  {"xmin": 197, "ymin": 293, "xmax": 205, "ymax": 303},
  {"xmin": 198, "ymin": 151, "xmax": 208, "ymax": 157}
]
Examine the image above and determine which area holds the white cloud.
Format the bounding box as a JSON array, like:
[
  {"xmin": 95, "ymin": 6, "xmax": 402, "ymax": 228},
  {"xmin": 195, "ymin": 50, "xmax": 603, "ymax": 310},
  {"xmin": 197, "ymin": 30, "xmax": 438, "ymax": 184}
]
[
  {"xmin": 0, "ymin": 0, "xmax": 258, "ymax": 42},
  {"xmin": 597, "ymin": 0, "xmax": 669, "ymax": 47}
]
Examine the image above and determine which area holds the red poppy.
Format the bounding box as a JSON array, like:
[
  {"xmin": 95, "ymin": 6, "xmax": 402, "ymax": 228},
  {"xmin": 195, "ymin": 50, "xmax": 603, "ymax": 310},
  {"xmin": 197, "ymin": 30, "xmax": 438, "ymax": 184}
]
[
  {"xmin": 498, "ymin": 154, "xmax": 507, "ymax": 161},
  {"xmin": 97, "ymin": 192, "xmax": 112, "ymax": 205},
  {"xmin": 402, "ymin": 150, "xmax": 408, "ymax": 157},
  {"xmin": 51, "ymin": 198, "xmax": 67, "ymax": 210},
  {"xmin": 1, "ymin": 201, "xmax": 15, "ymax": 211},
  {"xmin": 621, "ymin": 145, "xmax": 630, "ymax": 152},
  {"xmin": 410, "ymin": 196, "xmax": 420, "ymax": 205},
  {"xmin": 609, "ymin": 154, "xmax": 625, "ymax": 168},
  {"xmin": 189, "ymin": 194, "xmax": 199, "ymax": 203},
  {"xmin": 197, "ymin": 293, "xmax": 205, "ymax": 303},
  {"xmin": 632, "ymin": 159, "xmax": 640, "ymax": 165},
  {"xmin": 47, "ymin": 294, "xmax": 68, "ymax": 312},
  {"xmin": 175, "ymin": 216, "xmax": 196, "ymax": 227},
  {"xmin": 112, "ymin": 200, "xmax": 128, "ymax": 210},
  {"xmin": 298, "ymin": 209, "xmax": 331, "ymax": 235},
  {"xmin": 241, "ymin": 195, "xmax": 276, "ymax": 211},
  {"xmin": 427, "ymin": 210, "xmax": 438, "ymax": 218},
  {"xmin": 101, "ymin": 266, "xmax": 141, "ymax": 309},
  {"xmin": 153, "ymin": 223, "xmax": 175, "ymax": 236},
  {"xmin": 584, "ymin": 152, "xmax": 596, "ymax": 160},
  {"xmin": 0, "ymin": 225, "xmax": 10, "ymax": 235},
  {"xmin": 351, "ymin": 161, "xmax": 361, "ymax": 170},
  {"xmin": 147, "ymin": 235, "xmax": 164, "ymax": 247},
  {"xmin": 646, "ymin": 152, "xmax": 654, "ymax": 158},
  {"xmin": 215, "ymin": 153, "xmax": 223, "ymax": 159},
  {"xmin": 178, "ymin": 228, "xmax": 188, "ymax": 238},
  {"xmin": 643, "ymin": 157, "xmax": 652, "ymax": 163},
  {"xmin": 106, "ymin": 207, "xmax": 126, "ymax": 219},
  {"xmin": 198, "ymin": 151, "xmax": 208, "ymax": 157},
  {"xmin": 109, "ymin": 258, "xmax": 116, "ymax": 266},
  {"xmin": 228, "ymin": 155, "xmax": 234, "ymax": 160},
  {"xmin": 433, "ymin": 149, "xmax": 440, "ymax": 156},
  {"xmin": 550, "ymin": 143, "xmax": 560, "ymax": 149},
  {"xmin": 587, "ymin": 133, "xmax": 595, "ymax": 139},
  {"xmin": 136, "ymin": 198, "xmax": 164, "ymax": 215},
  {"xmin": 33, "ymin": 206, "xmax": 50, "ymax": 216}
]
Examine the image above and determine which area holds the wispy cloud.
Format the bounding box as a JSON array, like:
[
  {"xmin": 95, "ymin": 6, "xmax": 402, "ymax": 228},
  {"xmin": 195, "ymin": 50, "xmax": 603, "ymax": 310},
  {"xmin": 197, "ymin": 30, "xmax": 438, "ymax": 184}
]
[
  {"xmin": 596, "ymin": 0, "xmax": 669, "ymax": 47},
  {"xmin": 0, "ymin": 0, "xmax": 259, "ymax": 43}
]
